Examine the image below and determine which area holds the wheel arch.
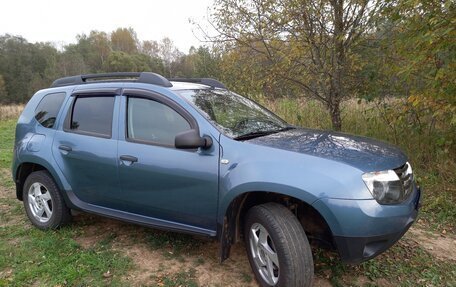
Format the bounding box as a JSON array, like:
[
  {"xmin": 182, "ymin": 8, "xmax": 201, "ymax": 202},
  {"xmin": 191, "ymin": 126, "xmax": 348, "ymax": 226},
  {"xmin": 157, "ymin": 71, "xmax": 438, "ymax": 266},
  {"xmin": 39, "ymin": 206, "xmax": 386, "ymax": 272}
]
[
  {"xmin": 218, "ymin": 189, "xmax": 335, "ymax": 262},
  {"xmin": 15, "ymin": 162, "xmax": 46, "ymax": 200},
  {"xmin": 14, "ymin": 158, "xmax": 70, "ymax": 206}
]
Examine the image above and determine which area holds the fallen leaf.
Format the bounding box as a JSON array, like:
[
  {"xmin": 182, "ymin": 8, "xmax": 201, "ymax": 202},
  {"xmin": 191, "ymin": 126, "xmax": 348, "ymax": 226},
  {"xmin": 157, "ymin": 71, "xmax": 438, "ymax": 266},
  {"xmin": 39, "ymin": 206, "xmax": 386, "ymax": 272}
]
[{"xmin": 103, "ymin": 270, "xmax": 112, "ymax": 278}]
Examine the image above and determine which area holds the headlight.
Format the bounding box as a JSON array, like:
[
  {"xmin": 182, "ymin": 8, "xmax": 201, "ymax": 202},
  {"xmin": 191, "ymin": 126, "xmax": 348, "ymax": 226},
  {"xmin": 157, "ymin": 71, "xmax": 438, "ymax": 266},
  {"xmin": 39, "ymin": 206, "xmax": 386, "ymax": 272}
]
[{"xmin": 362, "ymin": 163, "xmax": 413, "ymax": 204}]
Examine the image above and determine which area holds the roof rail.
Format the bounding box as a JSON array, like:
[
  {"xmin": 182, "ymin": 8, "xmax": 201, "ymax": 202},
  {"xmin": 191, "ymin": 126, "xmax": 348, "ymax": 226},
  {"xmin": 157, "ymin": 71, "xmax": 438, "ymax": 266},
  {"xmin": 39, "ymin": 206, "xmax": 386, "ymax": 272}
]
[
  {"xmin": 169, "ymin": 78, "xmax": 227, "ymax": 89},
  {"xmin": 50, "ymin": 72, "xmax": 172, "ymax": 88}
]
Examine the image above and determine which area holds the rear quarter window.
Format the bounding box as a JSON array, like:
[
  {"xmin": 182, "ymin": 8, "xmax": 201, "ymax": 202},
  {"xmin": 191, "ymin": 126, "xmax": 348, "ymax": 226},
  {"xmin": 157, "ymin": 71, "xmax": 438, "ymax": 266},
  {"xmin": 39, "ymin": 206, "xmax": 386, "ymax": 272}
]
[{"xmin": 34, "ymin": 92, "xmax": 66, "ymax": 128}]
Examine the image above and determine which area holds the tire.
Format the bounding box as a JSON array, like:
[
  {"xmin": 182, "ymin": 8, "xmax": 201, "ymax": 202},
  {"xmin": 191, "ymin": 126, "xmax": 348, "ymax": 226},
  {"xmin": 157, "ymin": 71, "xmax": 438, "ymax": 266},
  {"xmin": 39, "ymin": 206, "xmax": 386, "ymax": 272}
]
[
  {"xmin": 23, "ymin": 170, "xmax": 72, "ymax": 229},
  {"xmin": 244, "ymin": 203, "xmax": 314, "ymax": 287}
]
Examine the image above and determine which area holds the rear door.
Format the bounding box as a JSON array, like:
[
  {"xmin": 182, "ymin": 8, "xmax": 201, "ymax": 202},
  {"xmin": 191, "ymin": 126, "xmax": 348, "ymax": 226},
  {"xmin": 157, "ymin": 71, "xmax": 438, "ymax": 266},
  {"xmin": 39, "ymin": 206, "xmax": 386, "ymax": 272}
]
[
  {"xmin": 115, "ymin": 89, "xmax": 220, "ymax": 232},
  {"xmin": 52, "ymin": 88, "xmax": 120, "ymax": 206}
]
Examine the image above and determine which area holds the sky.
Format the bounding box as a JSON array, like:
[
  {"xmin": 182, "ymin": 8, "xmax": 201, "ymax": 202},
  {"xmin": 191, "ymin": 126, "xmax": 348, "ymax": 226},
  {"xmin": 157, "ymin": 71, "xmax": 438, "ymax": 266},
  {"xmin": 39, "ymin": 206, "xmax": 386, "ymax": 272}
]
[{"xmin": 0, "ymin": 0, "xmax": 215, "ymax": 53}]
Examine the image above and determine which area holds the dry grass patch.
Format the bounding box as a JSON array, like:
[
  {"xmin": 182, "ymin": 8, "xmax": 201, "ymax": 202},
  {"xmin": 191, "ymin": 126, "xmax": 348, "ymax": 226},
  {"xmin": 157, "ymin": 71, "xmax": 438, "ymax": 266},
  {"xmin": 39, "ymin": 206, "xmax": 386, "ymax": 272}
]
[
  {"xmin": 0, "ymin": 104, "xmax": 23, "ymax": 121},
  {"xmin": 71, "ymin": 213, "xmax": 259, "ymax": 286}
]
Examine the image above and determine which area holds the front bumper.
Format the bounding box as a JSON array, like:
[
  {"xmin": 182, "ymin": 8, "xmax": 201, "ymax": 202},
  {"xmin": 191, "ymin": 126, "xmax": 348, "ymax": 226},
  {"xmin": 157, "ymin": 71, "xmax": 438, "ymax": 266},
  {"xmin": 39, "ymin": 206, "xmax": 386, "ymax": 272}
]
[{"xmin": 313, "ymin": 186, "xmax": 421, "ymax": 264}]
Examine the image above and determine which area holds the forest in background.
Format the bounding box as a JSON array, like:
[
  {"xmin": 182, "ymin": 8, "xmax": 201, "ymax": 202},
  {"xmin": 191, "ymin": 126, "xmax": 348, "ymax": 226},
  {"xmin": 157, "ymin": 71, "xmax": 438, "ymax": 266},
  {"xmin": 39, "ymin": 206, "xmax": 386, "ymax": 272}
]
[
  {"xmin": 0, "ymin": 1, "xmax": 453, "ymax": 128},
  {"xmin": 0, "ymin": 28, "xmax": 221, "ymax": 104},
  {"xmin": 0, "ymin": 0, "xmax": 454, "ymax": 154}
]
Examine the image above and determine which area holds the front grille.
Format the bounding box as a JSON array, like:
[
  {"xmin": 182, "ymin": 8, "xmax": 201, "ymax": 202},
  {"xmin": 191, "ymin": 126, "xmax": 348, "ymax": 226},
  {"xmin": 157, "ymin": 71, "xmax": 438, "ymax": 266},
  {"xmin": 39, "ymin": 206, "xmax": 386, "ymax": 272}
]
[{"xmin": 394, "ymin": 163, "xmax": 413, "ymax": 198}]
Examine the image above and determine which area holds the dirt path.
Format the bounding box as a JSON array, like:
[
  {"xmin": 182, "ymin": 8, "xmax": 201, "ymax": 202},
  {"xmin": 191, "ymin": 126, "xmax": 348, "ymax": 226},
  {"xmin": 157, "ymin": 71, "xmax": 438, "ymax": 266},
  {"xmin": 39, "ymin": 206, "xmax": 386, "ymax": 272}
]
[{"xmin": 407, "ymin": 227, "xmax": 456, "ymax": 261}]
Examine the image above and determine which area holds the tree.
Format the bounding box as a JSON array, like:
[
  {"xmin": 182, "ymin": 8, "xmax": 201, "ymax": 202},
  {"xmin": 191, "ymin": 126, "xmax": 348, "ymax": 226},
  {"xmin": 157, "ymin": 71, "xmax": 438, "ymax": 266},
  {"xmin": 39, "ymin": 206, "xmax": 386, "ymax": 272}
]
[
  {"xmin": 171, "ymin": 46, "xmax": 221, "ymax": 78},
  {"xmin": 0, "ymin": 35, "xmax": 33, "ymax": 103},
  {"xmin": 377, "ymin": 0, "xmax": 456, "ymax": 150},
  {"xmin": 111, "ymin": 27, "xmax": 138, "ymax": 54},
  {"xmin": 57, "ymin": 45, "xmax": 88, "ymax": 76},
  {"xmin": 141, "ymin": 40, "xmax": 161, "ymax": 59},
  {"xmin": 219, "ymin": 45, "xmax": 269, "ymax": 97},
  {"xmin": 104, "ymin": 51, "xmax": 136, "ymax": 72},
  {"xmin": 384, "ymin": 0, "xmax": 455, "ymax": 103},
  {"xmin": 0, "ymin": 35, "xmax": 59, "ymax": 103},
  {"xmin": 87, "ymin": 31, "xmax": 111, "ymax": 71},
  {"xmin": 0, "ymin": 75, "xmax": 7, "ymax": 103},
  {"xmin": 159, "ymin": 37, "xmax": 182, "ymax": 77},
  {"xmin": 193, "ymin": 46, "xmax": 221, "ymax": 78},
  {"xmin": 68, "ymin": 31, "xmax": 112, "ymax": 73},
  {"xmin": 208, "ymin": 0, "xmax": 381, "ymax": 130},
  {"xmin": 140, "ymin": 40, "xmax": 167, "ymax": 74},
  {"xmin": 132, "ymin": 53, "xmax": 165, "ymax": 74}
]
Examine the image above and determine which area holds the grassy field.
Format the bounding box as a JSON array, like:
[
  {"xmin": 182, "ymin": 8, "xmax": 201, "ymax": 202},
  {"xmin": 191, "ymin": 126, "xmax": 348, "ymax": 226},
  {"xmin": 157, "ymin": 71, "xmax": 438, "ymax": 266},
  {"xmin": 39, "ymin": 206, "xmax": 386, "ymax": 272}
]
[{"xmin": 0, "ymin": 101, "xmax": 455, "ymax": 286}]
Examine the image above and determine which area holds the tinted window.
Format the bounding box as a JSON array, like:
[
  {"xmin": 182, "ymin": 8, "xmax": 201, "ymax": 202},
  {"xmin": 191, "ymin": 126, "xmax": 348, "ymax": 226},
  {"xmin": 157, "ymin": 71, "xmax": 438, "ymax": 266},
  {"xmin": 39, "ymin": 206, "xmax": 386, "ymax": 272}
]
[
  {"xmin": 71, "ymin": 96, "xmax": 115, "ymax": 137},
  {"xmin": 127, "ymin": 97, "xmax": 191, "ymax": 146},
  {"xmin": 34, "ymin": 92, "xmax": 66, "ymax": 128}
]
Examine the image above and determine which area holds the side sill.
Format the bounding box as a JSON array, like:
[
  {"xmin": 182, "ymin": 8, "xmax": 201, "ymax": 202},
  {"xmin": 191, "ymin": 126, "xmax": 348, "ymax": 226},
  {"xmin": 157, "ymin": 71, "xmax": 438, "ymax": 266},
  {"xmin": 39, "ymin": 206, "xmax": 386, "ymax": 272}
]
[{"xmin": 66, "ymin": 190, "xmax": 217, "ymax": 237}]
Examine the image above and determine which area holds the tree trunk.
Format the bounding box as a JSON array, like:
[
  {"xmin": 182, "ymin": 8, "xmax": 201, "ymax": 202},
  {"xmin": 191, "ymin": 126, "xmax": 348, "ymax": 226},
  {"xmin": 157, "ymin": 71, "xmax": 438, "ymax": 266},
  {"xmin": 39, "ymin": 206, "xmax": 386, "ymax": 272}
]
[
  {"xmin": 330, "ymin": 0, "xmax": 345, "ymax": 132},
  {"xmin": 329, "ymin": 101, "xmax": 342, "ymax": 131}
]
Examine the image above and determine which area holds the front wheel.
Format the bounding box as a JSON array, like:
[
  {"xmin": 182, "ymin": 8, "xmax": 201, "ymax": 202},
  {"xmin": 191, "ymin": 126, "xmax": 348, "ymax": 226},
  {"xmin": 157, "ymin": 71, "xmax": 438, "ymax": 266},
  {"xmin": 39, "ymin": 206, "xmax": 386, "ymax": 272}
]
[{"xmin": 244, "ymin": 203, "xmax": 314, "ymax": 287}]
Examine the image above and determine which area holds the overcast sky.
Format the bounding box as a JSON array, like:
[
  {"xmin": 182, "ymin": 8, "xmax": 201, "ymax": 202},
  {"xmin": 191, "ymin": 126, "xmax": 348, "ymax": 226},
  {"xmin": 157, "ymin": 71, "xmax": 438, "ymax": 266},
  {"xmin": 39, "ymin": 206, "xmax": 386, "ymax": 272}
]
[{"xmin": 0, "ymin": 0, "xmax": 215, "ymax": 53}]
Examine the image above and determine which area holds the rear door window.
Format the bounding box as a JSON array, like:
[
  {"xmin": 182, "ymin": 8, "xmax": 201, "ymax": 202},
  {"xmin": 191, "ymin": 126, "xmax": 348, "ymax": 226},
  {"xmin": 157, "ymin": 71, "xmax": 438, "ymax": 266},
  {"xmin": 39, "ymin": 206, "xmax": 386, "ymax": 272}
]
[{"xmin": 69, "ymin": 96, "xmax": 115, "ymax": 137}]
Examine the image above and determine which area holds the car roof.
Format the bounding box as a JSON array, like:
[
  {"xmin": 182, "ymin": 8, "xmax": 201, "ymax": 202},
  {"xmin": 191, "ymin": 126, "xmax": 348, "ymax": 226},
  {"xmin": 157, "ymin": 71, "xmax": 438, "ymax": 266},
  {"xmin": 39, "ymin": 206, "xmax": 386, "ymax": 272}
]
[{"xmin": 50, "ymin": 72, "xmax": 226, "ymax": 90}]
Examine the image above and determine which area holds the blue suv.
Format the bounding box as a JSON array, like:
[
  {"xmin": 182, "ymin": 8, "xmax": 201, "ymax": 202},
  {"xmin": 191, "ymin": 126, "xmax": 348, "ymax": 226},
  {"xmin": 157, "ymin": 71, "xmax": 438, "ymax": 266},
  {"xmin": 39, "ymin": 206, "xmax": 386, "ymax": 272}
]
[{"xmin": 12, "ymin": 72, "xmax": 421, "ymax": 287}]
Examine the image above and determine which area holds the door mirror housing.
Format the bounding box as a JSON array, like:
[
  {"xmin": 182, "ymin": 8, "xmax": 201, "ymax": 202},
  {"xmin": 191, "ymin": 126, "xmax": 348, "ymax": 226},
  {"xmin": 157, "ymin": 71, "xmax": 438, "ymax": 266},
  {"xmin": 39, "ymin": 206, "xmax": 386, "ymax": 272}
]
[{"xmin": 175, "ymin": 129, "xmax": 213, "ymax": 149}]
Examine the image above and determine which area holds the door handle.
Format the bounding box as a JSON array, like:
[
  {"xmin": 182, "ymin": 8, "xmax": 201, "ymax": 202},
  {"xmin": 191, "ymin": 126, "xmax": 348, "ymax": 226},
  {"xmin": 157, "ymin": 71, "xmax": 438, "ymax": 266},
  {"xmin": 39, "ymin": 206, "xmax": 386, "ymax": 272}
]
[
  {"xmin": 58, "ymin": 145, "xmax": 72, "ymax": 152},
  {"xmin": 120, "ymin": 155, "xmax": 138, "ymax": 163}
]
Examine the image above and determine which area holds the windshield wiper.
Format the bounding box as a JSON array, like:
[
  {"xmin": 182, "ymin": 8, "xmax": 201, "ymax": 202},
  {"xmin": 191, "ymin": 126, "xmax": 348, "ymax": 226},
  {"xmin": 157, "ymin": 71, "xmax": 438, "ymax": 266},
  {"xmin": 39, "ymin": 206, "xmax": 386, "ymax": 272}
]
[{"xmin": 234, "ymin": 126, "xmax": 295, "ymax": 141}]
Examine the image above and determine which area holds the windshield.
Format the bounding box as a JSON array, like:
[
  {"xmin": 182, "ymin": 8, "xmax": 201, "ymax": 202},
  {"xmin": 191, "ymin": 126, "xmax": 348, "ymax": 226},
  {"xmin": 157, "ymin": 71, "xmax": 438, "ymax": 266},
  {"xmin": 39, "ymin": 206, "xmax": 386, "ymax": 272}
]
[{"xmin": 177, "ymin": 89, "xmax": 290, "ymax": 139}]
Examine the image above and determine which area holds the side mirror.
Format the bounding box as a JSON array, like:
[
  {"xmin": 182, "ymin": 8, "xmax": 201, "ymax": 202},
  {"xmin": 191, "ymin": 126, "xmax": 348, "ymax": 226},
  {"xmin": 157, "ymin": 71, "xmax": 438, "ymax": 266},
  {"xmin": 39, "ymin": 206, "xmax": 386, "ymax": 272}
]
[{"xmin": 175, "ymin": 129, "xmax": 213, "ymax": 149}]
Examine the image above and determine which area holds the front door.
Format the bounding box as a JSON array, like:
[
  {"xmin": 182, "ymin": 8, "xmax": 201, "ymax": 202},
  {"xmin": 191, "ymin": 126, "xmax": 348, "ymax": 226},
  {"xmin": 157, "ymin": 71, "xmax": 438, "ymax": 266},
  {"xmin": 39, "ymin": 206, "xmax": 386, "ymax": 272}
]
[{"xmin": 116, "ymin": 90, "xmax": 219, "ymax": 231}]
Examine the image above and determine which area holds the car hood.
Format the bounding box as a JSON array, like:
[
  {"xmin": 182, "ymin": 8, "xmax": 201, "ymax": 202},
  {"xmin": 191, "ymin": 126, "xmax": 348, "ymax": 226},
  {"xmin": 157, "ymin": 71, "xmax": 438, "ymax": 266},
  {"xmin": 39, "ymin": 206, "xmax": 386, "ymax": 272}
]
[{"xmin": 246, "ymin": 128, "xmax": 407, "ymax": 172}]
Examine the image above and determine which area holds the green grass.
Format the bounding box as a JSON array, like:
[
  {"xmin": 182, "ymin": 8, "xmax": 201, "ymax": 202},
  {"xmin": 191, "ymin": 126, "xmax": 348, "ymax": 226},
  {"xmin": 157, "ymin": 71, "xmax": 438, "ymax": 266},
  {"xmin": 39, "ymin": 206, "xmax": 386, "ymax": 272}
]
[
  {"xmin": 0, "ymin": 225, "xmax": 131, "ymax": 286},
  {"xmin": 0, "ymin": 197, "xmax": 133, "ymax": 286},
  {"xmin": 0, "ymin": 120, "xmax": 16, "ymax": 191},
  {"xmin": 314, "ymin": 240, "xmax": 456, "ymax": 286},
  {"xmin": 240, "ymin": 272, "xmax": 253, "ymax": 283},
  {"xmin": 0, "ymin": 120, "xmax": 15, "ymax": 164}
]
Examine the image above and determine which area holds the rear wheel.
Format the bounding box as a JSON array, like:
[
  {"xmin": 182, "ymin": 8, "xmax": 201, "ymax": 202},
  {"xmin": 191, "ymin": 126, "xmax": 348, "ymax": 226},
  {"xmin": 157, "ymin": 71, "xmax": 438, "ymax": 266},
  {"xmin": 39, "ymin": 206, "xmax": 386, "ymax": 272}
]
[
  {"xmin": 23, "ymin": 170, "xmax": 71, "ymax": 229},
  {"xmin": 244, "ymin": 203, "xmax": 313, "ymax": 287}
]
